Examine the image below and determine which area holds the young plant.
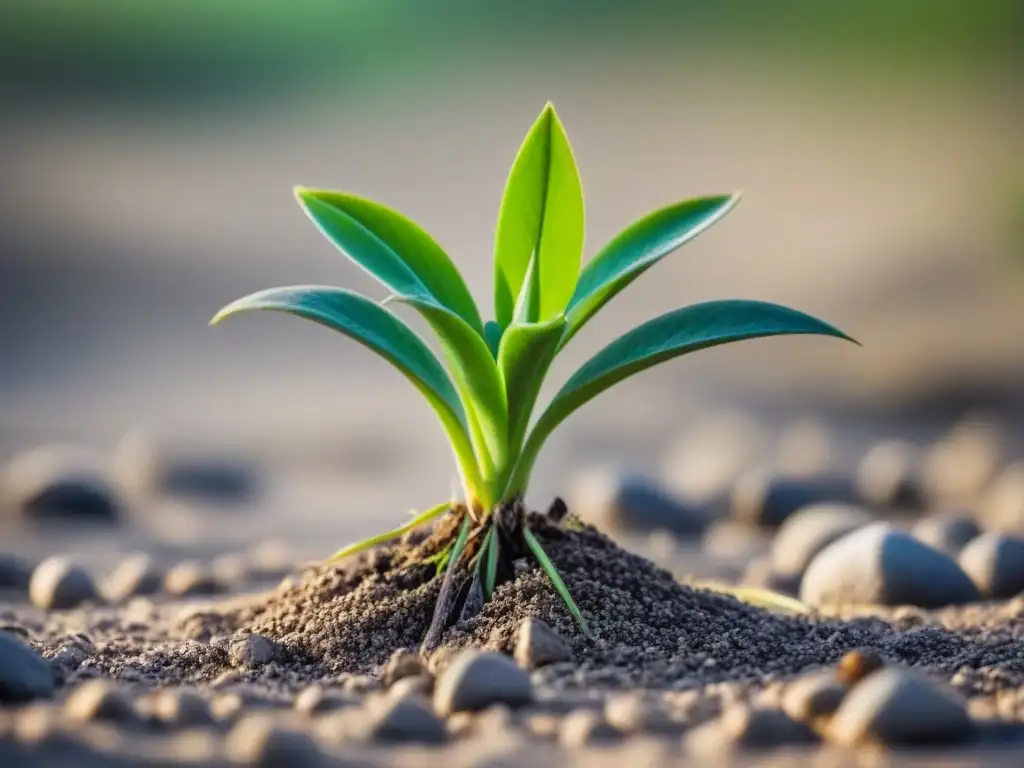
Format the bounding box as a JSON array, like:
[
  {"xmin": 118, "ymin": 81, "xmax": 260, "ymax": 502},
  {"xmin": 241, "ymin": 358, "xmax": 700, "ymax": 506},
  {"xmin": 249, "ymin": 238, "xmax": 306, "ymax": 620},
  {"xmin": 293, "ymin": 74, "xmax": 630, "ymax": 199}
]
[{"xmin": 211, "ymin": 103, "xmax": 855, "ymax": 640}]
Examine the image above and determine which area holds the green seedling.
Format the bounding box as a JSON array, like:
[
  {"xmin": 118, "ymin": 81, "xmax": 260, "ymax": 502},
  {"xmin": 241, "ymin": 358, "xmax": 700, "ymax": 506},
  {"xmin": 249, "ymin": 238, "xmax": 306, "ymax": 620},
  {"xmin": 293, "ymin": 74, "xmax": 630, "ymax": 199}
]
[{"xmin": 211, "ymin": 103, "xmax": 855, "ymax": 640}]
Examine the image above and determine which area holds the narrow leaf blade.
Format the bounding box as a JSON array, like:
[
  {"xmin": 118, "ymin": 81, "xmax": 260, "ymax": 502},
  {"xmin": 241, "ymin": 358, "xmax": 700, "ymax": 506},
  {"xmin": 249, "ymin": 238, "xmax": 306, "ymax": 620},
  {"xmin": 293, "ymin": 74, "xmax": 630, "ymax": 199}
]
[
  {"xmin": 496, "ymin": 315, "xmax": 566, "ymax": 460},
  {"xmin": 564, "ymin": 194, "xmax": 740, "ymax": 347},
  {"xmin": 494, "ymin": 103, "xmax": 584, "ymax": 327},
  {"xmin": 522, "ymin": 527, "xmax": 591, "ymax": 637},
  {"xmin": 210, "ymin": 286, "xmax": 483, "ymax": 496},
  {"xmin": 510, "ymin": 300, "xmax": 856, "ymax": 492},
  {"xmin": 327, "ymin": 502, "xmax": 449, "ymax": 562},
  {"xmin": 396, "ymin": 295, "xmax": 509, "ymax": 475},
  {"xmin": 296, "ymin": 189, "xmax": 484, "ymax": 334}
]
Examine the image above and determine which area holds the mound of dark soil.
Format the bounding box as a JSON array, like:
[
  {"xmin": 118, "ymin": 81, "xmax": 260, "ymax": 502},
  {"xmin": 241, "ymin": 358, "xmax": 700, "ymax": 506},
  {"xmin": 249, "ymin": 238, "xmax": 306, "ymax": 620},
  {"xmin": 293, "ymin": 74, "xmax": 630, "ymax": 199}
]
[{"xmin": 187, "ymin": 518, "xmax": 1024, "ymax": 692}]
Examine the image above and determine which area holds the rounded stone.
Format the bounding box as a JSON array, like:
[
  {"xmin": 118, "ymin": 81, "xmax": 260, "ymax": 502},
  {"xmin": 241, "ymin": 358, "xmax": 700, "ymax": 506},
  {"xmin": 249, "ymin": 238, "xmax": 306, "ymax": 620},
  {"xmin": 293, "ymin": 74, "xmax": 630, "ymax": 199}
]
[
  {"xmin": 800, "ymin": 523, "xmax": 981, "ymax": 608},
  {"xmin": 64, "ymin": 680, "xmax": 138, "ymax": 725},
  {"xmin": 570, "ymin": 471, "xmax": 709, "ymax": 537},
  {"xmin": 684, "ymin": 705, "xmax": 818, "ymax": 755},
  {"xmin": 225, "ymin": 715, "xmax": 321, "ymax": 766},
  {"xmin": 381, "ymin": 648, "xmax": 425, "ymax": 687},
  {"xmin": 293, "ymin": 685, "xmax": 356, "ymax": 715},
  {"xmin": 983, "ymin": 461, "xmax": 1024, "ymax": 533},
  {"xmin": 857, "ymin": 439, "xmax": 925, "ymax": 511},
  {"xmin": 0, "ymin": 553, "xmax": 33, "ymax": 591},
  {"xmin": 731, "ymin": 469, "xmax": 859, "ymax": 529},
  {"xmin": 433, "ymin": 650, "xmax": 532, "ymax": 716},
  {"xmin": 559, "ymin": 709, "xmax": 623, "ymax": 747},
  {"xmin": 836, "ymin": 648, "xmax": 885, "ymax": 686},
  {"xmin": 770, "ymin": 503, "xmax": 873, "ymax": 576},
  {"xmin": 781, "ymin": 671, "xmax": 846, "ymax": 722},
  {"xmin": 958, "ymin": 533, "xmax": 1024, "ymax": 599},
  {"xmin": 150, "ymin": 689, "xmax": 213, "ymax": 727},
  {"xmin": 367, "ymin": 696, "xmax": 447, "ymax": 744},
  {"xmin": 102, "ymin": 553, "xmax": 163, "ymax": 603},
  {"xmin": 229, "ymin": 634, "xmax": 282, "ymax": 669},
  {"xmin": 923, "ymin": 417, "xmax": 1002, "ymax": 503},
  {"xmin": 514, "ymin": 617, "xmax": 573, "ymax": 669},
  {"xmin": 912, "ymin": 514, "xmax": 982, "ymax": 556},
  {"xmin": 163, "ymin": 561, "xmax": 219, "ymax": 598},
  {"xmin": 0, "ymin": 631, "xmax": 55, "ymax": 702},
  {"xmin": 29, "ymin": 557, "xmax": 99, "ymax": 610},
  {"xmin": 604, "ymin": 693, "xmax": 682, "ymax": 735},
  {"xmin": 2, "ymin": 445, "xmax": 120, "ymax": 522},
  {"xmin": 828, "ymin": 667, "xmax": 975, "ymax": 746}
]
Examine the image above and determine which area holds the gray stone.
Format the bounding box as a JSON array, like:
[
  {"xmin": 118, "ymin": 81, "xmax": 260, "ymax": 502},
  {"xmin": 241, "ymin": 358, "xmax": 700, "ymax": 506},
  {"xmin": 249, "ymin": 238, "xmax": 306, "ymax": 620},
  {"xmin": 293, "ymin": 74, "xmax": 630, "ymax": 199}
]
[
  {"xmin": 381, "ymin": 648, "xmax": 425, "ymax": 686},
  {"xmin": 984, "ymin": 462, "xmax": 1024, "ymax": 533},
  {"xmin": 29, "ymin": 557, "xmax": 98, "ymax": 610},
  {"xmin": 958, "ymin": 533, "xmax": 1024, "ymax": 598},
  {"xmin": 163, "ymin": 561, "xmax": 219, "ymax": 598},
  {"xmin": 150, "ymin": 689, "xmax": 214, "ymax": 727},
  {"xmin": 559, "ymin": 709, "xmax": 623, "ymax": 747},
  {"xmin": 0, "ymin": 631, "xmax": 54, "ymax": 702},
  {"xmin": 433, "ymin": 650, "xmax": 532, "ymax": 716},
  {"xmin": 782, "ymin": 671, "xmax": 846, "ymax": 722},
  {"xmin": 229, "ymin": 634, "xmax": 282, "ymax": 669},
  {"xmin": 368, "ymin": 696, "xmax": 447, "ymax": 744},
  {"xmin": 604, "ymin": 693, "xmax": 682, "ymax": 735},
  {"xmin": 570, "ymin": 471, "xmax": 709, "ymax": 537},
  {"xmin": 514, "ymin": 617, "xmax": 573, "ymax": 669},
  {"xmin": 771, "ymin": 503, "xmax": 873, "ymax": 576},
  {"xmin": 2, "ymin": 445, "xmax": 120, "ymax": 522},
  {"xmin": 912, "ymin": 514, "xmax": 982, "ymax": 556},
  {"xmin": 857, "ymin": 439, "xmax": 925, "ymax": 510},
  {"xmin": 0, "ymin": 553, "xmax": 32, "ymax": 591},
  {"xmin": 732, "ymin": 469, "xmax": 859, "ymax": 529},
  {"xmin": 64, "ymin": 680, "xmax": 138, "ymax": 725},
  {"xmin": 225, "ymin": 714, "xmax": 321, "ymax": 766},
  {"xmin": 684, "ymin": 705, "xmax": 818, "ymax": 755},
  {"xmin": 801, "ymin": 523, "xmax": 981, "ymax": 608},
  {"xmin": 102, "ymin": 553, "xmax": 163, "ymax": 603},
  {"xmin": 829, "ymin": 667, "xmax": 975, "ymax": 746}
]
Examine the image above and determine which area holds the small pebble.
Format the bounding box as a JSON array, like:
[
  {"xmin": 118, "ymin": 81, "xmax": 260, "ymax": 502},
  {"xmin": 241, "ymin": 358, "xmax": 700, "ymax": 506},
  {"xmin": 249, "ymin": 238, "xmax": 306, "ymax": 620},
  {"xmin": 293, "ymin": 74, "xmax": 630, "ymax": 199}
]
[
  {"xmin": 29, "ymin": 557, "xmax": 99, "ymax": 610},
  {"xmin": 514, "ymin": 617, "xmax": 573, "ymax": 669},
  {"xmin": 433, "ymin": 650, "xmax": 533, "ymax": 716},
  {"xmin": 984, "ymin": 461, "xmax": 1024, "ymax": 532},
  {"xmin": 559, "ymin": 709, "xmax": 623, "ymax": 747},
  {"xmin": 604, "ymin": 693, "xmax": 682, "ymax": 735},
  {"xmin": 828, "ymin": 667, "xmax": 975, "ymax": 746},
  {"xmin": 382, "ymin": 648, "xmax": 425, "ymax": 686},
  {"xmin": 64, "ymin": 680, "xmax": 138, "ymax": 725},
  {"xmin": 923, "ymin": 417, "xmax": 1002, "ymax": 503},
  {"xmin": 367, "ymin": 696, "xmax": 448, "ymax": 744},
  {"xmin": 0, "ymin": 553, "xmax": 32, "ymax": 591},
  {"xmin": 731, "ymin": 469, "xmax": 859, "ymax": 529},
  {"xmin": 770, "ymin": 503, "xmax": 873, "ymax": 577},
  {"xmin": 800, "ymin": 523, "xmax": 981, "ymax": 608},
  {"xmin": 2, "ymin": 444, "xmax": 120, "ymax": 522},
  {"xmin": 857, "ymin": 439, "xmax": 925, "ymax": 510},
  {"xmin": 387, "ymin": 675, "xmax": 433, "ymax": 702},
  {"xmin": 912, "ymin": 514, "xmax": 982, "ymax": 556},
  {"xmin": 570, "ymin": 471, "xmax": 710, "ymax": 537},
  {"xmin": 684, "ymin": 705, "xmax": 818, "ymax": 755},
  {"xmin": 0, "ymin": 630, "xmax": 54, "ymax": 702},
  {"xmin": 782, "ymin": 671, "xmax": 846, "ymax": 722},
  {"xmin": 150, "ymin": 689, "xmax": 214, "ymax": 727},
  {"xmin": 225, "ymin": 714, "xmax": 321, "ymax": 766},
  {"xmin": 229, "ymin": 634, "xmax": 282, "ymax": 669},
  {"xmin": 836, "ymin": 648, "xmax": 885, "ymax": 686},
  {"xmin": 958, "ymin": 533, "xmax": 1024, "ymax": 598},
  {"xmin": 293, "ymin": 685, "xmax": 355, "ymax": 715},
  {"xmin": 102, "ymin": 553, "xmax": 163, "ymax": 603},
  {"xmin": 342, "ymin": 674, "xmax": 382, "ymax": 695},
  {"xmin": 163, "ymin": 561, "xmax": 219, "ymax": 598}
]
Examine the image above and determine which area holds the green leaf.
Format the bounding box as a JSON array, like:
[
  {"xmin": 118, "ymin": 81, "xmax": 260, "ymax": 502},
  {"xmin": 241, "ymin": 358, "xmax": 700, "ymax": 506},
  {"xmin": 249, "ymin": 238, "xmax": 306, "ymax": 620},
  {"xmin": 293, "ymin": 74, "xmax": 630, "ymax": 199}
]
[
  {"xmin": 563, "ymin": 194, "xmax": 740, "ymax": 348},
  {"xmin": 494, "ymin": 102, "xmax": 584, "ymax": 327},
  {"xmin": 296, "ymin": 188, "xmax": 484, "ymax": 335},
  {"xmin": 484, "ymin": 321, "xmax": 504, "ymax": 359},
  {"xmin": 509, "ymin": 300, "xmax": 856, "ymax": 492},
  {"xmin": 393, "ymin": 295, "xmax": 509, "ymax": 483},
  {"xmin": 522, "ymin": 526, "xmax": 591, "ymax": 637},
  {"xmin": 210, "ymin": 286, "xmax": 483, "ymax": 497},
  {"xmin": 482, "ymin": 524, "xmax": 499, "ymax": 599},
  {"xmin": 326, "ymin": 502, "xmax": 449, "ymax": 562},
  {"xmin": 496, "ymin": 315, "xmax": 567, "ymax": 464}
]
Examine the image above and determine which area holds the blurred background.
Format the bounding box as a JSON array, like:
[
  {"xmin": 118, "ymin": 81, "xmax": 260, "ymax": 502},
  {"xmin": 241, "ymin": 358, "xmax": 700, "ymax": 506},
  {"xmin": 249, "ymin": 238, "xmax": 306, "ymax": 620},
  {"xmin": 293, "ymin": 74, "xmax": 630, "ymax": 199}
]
[{"xmin": 1, "ymin": 1, "xmax": 1022, "ymax": 564}]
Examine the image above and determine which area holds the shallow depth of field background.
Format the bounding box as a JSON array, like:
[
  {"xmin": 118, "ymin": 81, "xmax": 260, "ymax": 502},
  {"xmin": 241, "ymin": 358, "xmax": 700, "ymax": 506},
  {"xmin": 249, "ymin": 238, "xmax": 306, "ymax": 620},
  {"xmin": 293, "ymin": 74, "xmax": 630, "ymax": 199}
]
[{"xmin": 1, "ymin": 1, "xmax": 1022, "ymax": 561}]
